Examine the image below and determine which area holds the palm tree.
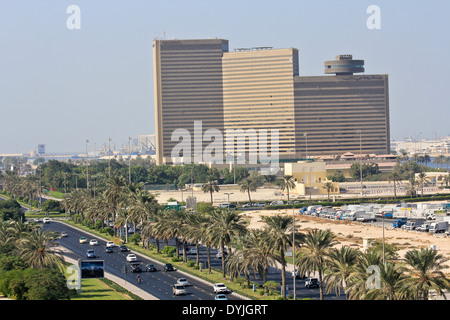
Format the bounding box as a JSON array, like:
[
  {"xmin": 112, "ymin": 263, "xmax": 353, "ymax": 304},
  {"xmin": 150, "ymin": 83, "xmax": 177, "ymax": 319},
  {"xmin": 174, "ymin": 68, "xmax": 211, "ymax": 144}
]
[
  {"xmin": 201, "ymin": 175, "xmax": 220, "ymax": 205},
  {"xmin": 208, "ymin": 209, "xmax": 248, "ymax": 278},
  {"xmin": 153, "ymin": 209, "xmax": 189, "ymax": 261},
  {"xmin": 140, "ymin": 203, "xmax": 164, "ymax": 253},
  {"xmin": 322, "ymin": 181, "xmax": 334, "ymax": 201},
  {"xmin": 262, "ymin": 214, "xmax": 301, "ymax": 299},
  {"xmin": 226, "ymin": 235, "xmax": 253, "ymax": 283},
  {"xmin": 403, "ymin": 248, "xmax": 450, "ymax": 300},
  {"xmin": 295, "ymin": 229, "xmax": 337, "ymax": 300},
  {"xmin": 406, "ymin": 175, "xmax": 418, "ymax": 199},
  {"xmin": 345, "ymin": 251, "xmax": 383, "ymax": 300},
  {"xmin": 434, "ymin": 155, "xmax": 446, "ymax": 169},
  {"xmin": 17, "ymin": 228, "xmax": 64, "ymax": 270},
  {"xmin": 184, "ymin": 211, "xmax": 213, "ymax": 268},
  {"xmin": 416, "ymin": 172, "xmax": 429, "ymax": 197},
  {"xmin": 126, "ymin": 184, "xmax": 156, "ymax": 234},
  {"xmin": 103, "ymin": 176, "xmax": 128, "ymax": 236},
  {"xmin": 423, "ymin": 154, "xmax": 431, "ymax": 167},
  {"xmin": 443, "ymin": 174, "xmax": 450, "ymax": 187},
  {"xmin": 238, "ymin": 177, "xmax": 258, "ymax": 205},
  {"xmin": 399, "ymin": 149, "xmax": 408, "ymax": 161},
  {"xmin": 243, "ymin": 229, "xmax": 279, "ymax": 293},
  {"xmin": 115, "ymin": 208, "xmax": 134, "ymax": 242},
  {"xmin": 279, "ymin": 175, "xmax": 296, "ymax": 202},
  {"xmin": 324, "ymin": 246, "xmax": 360, "ymax": 299},
  {"xmin": 364, "ymin": 262, "xmax": 409, "ymax": 300},
  {"xmin": 61, "ymin": 188, "xmax": 92, "ymax": 218},
  {"xmin": 387, "ymin": 170, "xmax": 402, "ymax": 200}
]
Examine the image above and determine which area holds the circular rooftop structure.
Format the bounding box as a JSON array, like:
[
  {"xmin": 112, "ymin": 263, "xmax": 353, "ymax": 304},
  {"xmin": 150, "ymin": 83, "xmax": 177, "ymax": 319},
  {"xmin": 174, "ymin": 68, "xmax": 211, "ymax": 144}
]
[{"xmin": 324, "ymin": 54, "xmax": 364, "ymax": 75}]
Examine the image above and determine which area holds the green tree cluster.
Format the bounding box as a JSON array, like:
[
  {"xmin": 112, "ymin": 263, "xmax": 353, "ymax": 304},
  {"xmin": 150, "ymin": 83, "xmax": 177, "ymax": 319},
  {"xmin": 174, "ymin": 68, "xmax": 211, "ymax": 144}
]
[
  {"xmin": 0, "ymin": 199, "xmax": 24, "ymax": 222},
  {"xmin": 0, "ymin": 221, "xmax": 70, "ymax": 300}
]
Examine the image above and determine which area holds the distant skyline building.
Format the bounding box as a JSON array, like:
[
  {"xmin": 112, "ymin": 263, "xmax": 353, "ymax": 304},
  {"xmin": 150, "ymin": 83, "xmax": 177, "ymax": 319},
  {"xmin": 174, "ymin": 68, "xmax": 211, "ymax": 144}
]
[
  {"xmin": 153, "ymin": 39, "xmax": 229, "ymax": 165},
  {"xmin": 294, "ymin": 55, "xmax": 390, "ymax": 157},
  {"xmin": 153, "ymin": 39, "xmax": 390, "ymax": 165},
  {"xmin": 222, "ymin": 47, "xmax": 299, "ymax": 161}
]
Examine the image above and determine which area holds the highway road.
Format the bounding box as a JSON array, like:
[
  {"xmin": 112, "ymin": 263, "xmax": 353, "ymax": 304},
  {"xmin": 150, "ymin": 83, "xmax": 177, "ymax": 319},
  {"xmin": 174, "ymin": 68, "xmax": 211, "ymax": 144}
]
[
  {"xmin": 43, "ymin": 220, "xmax": 242, "ymax": 300},
  {"xmin": 42, "ymin": 219, "xmax": 344, "ymax": 300}
]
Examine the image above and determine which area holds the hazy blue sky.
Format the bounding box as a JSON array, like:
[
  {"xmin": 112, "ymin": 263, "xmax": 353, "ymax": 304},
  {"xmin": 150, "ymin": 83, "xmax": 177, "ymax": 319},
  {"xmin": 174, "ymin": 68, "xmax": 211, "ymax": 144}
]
[{"xmin": 1, "ymin": 0, "xmax": 449, "ymax": 154}]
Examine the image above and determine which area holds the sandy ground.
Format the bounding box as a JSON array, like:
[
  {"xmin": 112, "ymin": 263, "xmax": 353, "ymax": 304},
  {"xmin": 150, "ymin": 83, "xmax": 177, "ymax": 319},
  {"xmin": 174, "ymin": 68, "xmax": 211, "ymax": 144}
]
[
  {"xmin": 242, "ymin": 209, "xmax": 450, "ymax": 274},
  {"xmin": 155, "ymin": 187, "xmax": 450, "ymax": 275}
]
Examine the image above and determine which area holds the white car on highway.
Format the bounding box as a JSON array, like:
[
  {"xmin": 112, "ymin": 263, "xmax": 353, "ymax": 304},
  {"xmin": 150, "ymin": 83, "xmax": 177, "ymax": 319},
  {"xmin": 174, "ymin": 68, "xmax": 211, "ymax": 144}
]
[
  {"xmin": 106, "ymin": 241, "xmax": 115, "ymax": 247},
  {"xmin": 177, "ymin": 278, "xmax": 190, "ymax": 287},
  {"xmin": 213, "ymin": 283, "xmax": 228, "ymax": 294},
  {"xmin": 126, "ymin": 254, "xmax": 137, "ymax": 262},
  {"xmin": 89, "ymin": 239, "xmax": 99, "ymax": 246},
  {"xmin": 173, "ymin": 284, "xmax": 186, "ymax": 296}
]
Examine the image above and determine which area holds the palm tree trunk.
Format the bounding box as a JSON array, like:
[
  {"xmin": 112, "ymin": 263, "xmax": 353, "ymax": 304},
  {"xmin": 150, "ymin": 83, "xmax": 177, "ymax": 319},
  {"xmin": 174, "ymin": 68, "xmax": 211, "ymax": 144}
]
[
  {"xmin": 280, "ymin": 250, "xmax": 286, "ymax": 299},
  {"xmin": 175, "ymin": 238, "xmax": 180, "ymax": 260},
  {"xmin": 263, "ymin": 269, "xmax": 269, "ymax": 295},
  {"xmin": 393, "ymin": 181, "xmax": 397, "ymax": 199},
  {"xmin": 207, "ymin": 246, "xmax": 212, "ymax": 274},
  {"xmin": 221, "ymin": 243, "xmax": 226, "ymax": 278},
  {"xmin": 318, "ymin": 268, "xmax": 324, "ymax": 300},
  {"xmin": 196, "ymin": 243, "xmax": 200, "ymax": 266}
]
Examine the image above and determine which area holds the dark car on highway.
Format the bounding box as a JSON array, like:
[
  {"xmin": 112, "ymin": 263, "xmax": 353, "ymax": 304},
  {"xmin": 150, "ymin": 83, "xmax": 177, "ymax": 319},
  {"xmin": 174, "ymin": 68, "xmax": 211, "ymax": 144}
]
[
  {"xmin": 104, "ymin": 246, "xmax": 113, "ymax": 253},
  {"xmin": 164, "ymin": 263, "xmax": 175, "ymax": 272},
  {"xmin": 146, "ymin": 264, "xmax": 157, "ymax": 272},
  {"xmin": 119, "ymin": 245, "xmax": 129, "ymax": 252},
  {"xmin": 129, "ymin": 263, "xmax": 143, "ymax": 273}
]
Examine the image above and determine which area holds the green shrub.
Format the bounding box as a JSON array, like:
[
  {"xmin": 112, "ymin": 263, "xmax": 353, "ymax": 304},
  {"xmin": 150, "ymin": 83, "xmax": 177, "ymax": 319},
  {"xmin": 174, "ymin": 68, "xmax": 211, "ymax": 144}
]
[
  {"xmin": 41, "ymin": 199, "xmax": 63, "ymax": 213},
  {"xmin": 94, "ymin": 220, "xmax": 103, "ymax": 230},
  {"xmin": 162, "ymin": 246, "xmax": 176, "ymax": 257},
  {"xmin": 263, "ymin": 280, "xmax": 280, "ymax": 295},
  {"xmin": 101, "ymin": 228, "xmax": 114, "ymax": 236}
]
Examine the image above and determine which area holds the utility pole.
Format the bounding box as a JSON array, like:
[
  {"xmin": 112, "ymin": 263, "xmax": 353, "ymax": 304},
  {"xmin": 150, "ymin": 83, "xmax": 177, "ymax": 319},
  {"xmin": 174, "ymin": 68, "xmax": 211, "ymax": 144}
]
[
  {"xmin": 191, "ymin": 167, "xmax": 194, "ymax": 198},
  {"xmin": 292, "ymin": 205, "xmax": 296, "ymax": 300},
  {"xmin": 86, "ymin": 140, "xmax": 89, "ymax": 190},
  {"xmin": 108, "ymin": 137, "xmax": 111, "ymax": 179},
  {"xmin": 356, "ymin": 130, "xmax": 363, "ymax": 197},
  {"xmin": 382, "ymin": 212, "xmax": 385, "ymax": 265},
  {"xmin": 128, "ymin": 137, "xmax": 132, "ymax": 184},
  {"xmin": 39, "ymin": 170, "xmax": 42, "ymax": 211},
  {"xmin": 304, "ymin": 133, "xmax": 308, "ymax": 159}
]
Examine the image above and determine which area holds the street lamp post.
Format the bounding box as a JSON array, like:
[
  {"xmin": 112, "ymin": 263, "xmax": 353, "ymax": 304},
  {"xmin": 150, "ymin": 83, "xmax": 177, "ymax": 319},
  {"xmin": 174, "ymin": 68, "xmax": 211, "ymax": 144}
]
[
  {"xmin": 356, "ymin": 130, "xmax": 363, "ymax": 197},
  {"xmin": 292, "ymin": 205, "xmax": 296, "ymax": 300},
  {"xmin": 63, "ymin": 172, "xmax": 67, "ymax": 195},
  {"xmin": 382, "ymin": 212, "xmax": 386, "ymax": 265},
  {"xmin": 304, "ymin": 133, "xmax": 308, "ymax": 159},
  {"xmin": 224, "ymin": 192, "xmax": 233, "ymax": 210},
  {"xmin": 108, "ymin": 137, "xmax": 112, "ymax": 179},
  {"xmin": 128, "ymin": 137, "xmax": 132, "ymax": 184},
  {"xmin": 86, "ymin": 140, "xmax": 89, "ymax": 190},
  {"xmin": 191, "ymin": 167, "xmax": 194, "ymax": 198}
]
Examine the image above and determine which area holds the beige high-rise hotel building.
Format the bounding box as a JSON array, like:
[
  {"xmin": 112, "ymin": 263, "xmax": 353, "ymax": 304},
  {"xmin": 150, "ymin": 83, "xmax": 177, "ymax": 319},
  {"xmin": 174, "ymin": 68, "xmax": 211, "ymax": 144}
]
[{"xmin": 153, "ymin": 39, "xmax": 390, "ymax": 165}]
